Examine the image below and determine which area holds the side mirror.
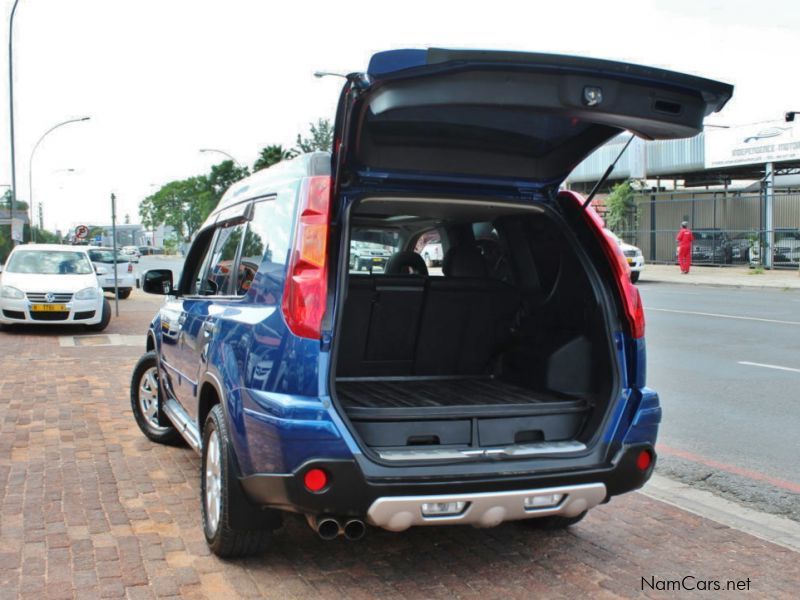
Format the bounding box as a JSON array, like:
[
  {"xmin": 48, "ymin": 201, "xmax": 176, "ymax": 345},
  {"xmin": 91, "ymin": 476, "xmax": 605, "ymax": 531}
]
[{"xmin": 142, "ymin": 269, "xmax": 175, "ymax": 295}]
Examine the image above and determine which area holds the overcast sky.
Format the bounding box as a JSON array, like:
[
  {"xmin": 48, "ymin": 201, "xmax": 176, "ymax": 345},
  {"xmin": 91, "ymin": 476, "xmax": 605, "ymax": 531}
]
[{"xmin": 1, "ymin": 0, "xmax": 799, "ymax": 234}]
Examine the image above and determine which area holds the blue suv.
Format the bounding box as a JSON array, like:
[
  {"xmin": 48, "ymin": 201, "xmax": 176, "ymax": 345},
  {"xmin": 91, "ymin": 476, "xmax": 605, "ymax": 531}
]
[{"xmin": 131, "ymin": 48, "xmax": 732, "ymax": 557}]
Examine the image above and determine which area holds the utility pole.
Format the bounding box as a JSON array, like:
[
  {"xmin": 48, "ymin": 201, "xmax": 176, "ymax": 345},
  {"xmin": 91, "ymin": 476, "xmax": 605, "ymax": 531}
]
[
  {"xmin": 111, "ymin": 193, "xmax": 120, "ymax": 316},
  {"xmin": 8, "ymin": 0, "xmax": 21, "ymax": 246},
  {"xmin": 37, "ymin": 202, "xmax": 43, "ymax": 231}
]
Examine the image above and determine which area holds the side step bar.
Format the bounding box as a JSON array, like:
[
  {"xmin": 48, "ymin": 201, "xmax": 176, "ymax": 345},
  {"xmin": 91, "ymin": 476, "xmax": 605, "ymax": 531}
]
[{"xmin": 162, "ymin": 397, "xmax": 202, "ymax": 453}]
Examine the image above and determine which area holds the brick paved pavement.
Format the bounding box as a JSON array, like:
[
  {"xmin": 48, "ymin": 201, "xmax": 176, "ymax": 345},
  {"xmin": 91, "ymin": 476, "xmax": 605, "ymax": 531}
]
[{"xmin": 1, "ymin": 293, "xmax": 798, "ymax": 599}]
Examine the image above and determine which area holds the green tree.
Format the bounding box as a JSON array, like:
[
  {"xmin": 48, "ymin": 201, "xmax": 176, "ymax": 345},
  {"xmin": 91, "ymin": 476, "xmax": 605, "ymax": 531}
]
[
  {"xmin": 604, "ymin": 181, "xmax": 636, "ymax": 235},
  {"xmin": 253, "ymin": 144, "xmax": 296, "ymax": 171},
  {"xmin": 140, "ymin": 176, "xmax": 215, "ymax": 241},
  {"xmin": 1, "ymin": 188, "xmax": 29, "ymax": 212},
  {"xmin": 208, "ymin": 160, "xmax": 250, "ymax": 201},
  {"xmin": 294, "ymin": 118, "xmax": 334, "ymax": 154}
]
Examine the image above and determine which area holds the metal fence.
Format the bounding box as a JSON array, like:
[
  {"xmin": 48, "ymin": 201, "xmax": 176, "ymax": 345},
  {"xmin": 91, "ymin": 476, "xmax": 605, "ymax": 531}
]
[{"xmin": 614, "ymin": 191, "xmax": 800, "ymax": 269}]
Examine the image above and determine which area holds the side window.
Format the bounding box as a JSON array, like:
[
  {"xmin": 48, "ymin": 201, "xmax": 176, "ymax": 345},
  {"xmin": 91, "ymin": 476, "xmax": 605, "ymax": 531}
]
[
  {"xmin": 201, "ymin": 224, "xmax": 246, "ymax": 296},
  {"xmin": 235, "ymin": 185, "xmax": 297, "ymax": 302},
  {"xmin": 413, "ymin": 228, "xmax": 446, "ymax": 276},
  {"xmin": 181, "ymin": 228, "xmax": 215, "ymax": 296}
]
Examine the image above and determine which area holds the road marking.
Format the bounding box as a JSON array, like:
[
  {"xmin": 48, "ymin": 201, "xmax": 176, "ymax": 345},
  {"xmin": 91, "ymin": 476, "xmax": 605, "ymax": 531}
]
[
  {"xmin": 737, "ymin": 361, "xmax": 800, "ymax": 374},
  {"xmin": 648, "ymin": 307, "xmax": 800, "ymax": 326}
]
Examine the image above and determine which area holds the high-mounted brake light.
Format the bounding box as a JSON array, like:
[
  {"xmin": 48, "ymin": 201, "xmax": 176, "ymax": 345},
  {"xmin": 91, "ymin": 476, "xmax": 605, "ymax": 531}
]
[
  {"xmin": 282, "ymin": 176, "xmax": 332, "ymax": 339},
  {"xmin": 559, "ymin": 191, "xmax": 645, "ymax": 339}
]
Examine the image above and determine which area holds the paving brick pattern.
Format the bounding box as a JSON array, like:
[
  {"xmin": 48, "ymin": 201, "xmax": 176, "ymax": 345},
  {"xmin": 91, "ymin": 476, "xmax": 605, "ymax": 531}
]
[{"xmin": 1, "ymin": 294, "xmax": 798, "ymax": 598}]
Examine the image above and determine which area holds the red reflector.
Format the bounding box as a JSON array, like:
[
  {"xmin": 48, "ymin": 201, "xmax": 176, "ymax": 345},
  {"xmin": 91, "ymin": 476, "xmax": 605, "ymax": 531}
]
[
  {"xmin": 303, "ymin": 468, "xmax": 328, "ymax": 492},
  {"xmin": 636, "ymin": 449, "xmax": 652, "ymax": 472}
]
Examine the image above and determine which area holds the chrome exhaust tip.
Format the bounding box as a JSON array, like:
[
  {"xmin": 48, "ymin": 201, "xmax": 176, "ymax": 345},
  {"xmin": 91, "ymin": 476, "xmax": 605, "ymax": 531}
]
[
  {"xmin": 306, "ymin": 515, "xmax": 342, "ymax": 540},
  {"xmin": 343, "ymin": 519, "xmax": 366, "ymax": 541}
]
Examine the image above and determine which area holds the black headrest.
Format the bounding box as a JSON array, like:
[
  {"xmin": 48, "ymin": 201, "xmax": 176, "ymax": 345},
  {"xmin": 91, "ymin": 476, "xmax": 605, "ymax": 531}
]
[
  {"xmin": 443, "ymin": 245, "xmax": 487, "ymax": 278},
  {"xmin": 385, "ymin": 251, "xmax": 428, "ymax": 276}
]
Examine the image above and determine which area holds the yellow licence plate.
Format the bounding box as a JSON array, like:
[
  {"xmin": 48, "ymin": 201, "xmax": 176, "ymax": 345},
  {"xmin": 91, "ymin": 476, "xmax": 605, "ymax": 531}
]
[
  {"xmin": 30, "ymin": 304, "xmax": 67, "ymax": 312},
  {"xmin": 626, "ymin": 258, "xmax": 634, "ymax": 264}
]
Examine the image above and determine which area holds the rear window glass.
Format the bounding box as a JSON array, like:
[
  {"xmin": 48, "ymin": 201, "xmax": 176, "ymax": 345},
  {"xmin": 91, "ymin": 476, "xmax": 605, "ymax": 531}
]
[{"xmin": 6, "ymin": 250, "xmax": 93, "ymax": 275}]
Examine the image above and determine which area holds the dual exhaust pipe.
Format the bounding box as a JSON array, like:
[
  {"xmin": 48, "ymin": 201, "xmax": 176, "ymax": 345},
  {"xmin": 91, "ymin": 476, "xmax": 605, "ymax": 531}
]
[{"xmin": 307, "ymin": 515, "xmax": 366, "ymax": 541}]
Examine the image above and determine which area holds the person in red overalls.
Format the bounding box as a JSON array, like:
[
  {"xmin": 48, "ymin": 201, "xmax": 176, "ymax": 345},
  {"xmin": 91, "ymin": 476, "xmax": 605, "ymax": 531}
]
[{"xmin": 676, "ymin": 221, "xmax": 694, "ymax": 274}]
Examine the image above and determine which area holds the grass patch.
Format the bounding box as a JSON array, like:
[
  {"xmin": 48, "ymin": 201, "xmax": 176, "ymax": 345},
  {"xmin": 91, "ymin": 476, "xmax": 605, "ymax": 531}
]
[{"xmin": 748, "ymin": 267, "xmax": 765, "ymax": 275}]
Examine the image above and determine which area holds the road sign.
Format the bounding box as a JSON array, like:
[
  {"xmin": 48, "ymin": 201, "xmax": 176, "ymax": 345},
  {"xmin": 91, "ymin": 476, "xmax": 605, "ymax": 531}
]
[
  {"xmin": 75, "ymin": 224, "xmax": 89, "ymax": 239},
  {"xmin": 93, "ymin": 235, "xmax": 102, "ymax": 245}
]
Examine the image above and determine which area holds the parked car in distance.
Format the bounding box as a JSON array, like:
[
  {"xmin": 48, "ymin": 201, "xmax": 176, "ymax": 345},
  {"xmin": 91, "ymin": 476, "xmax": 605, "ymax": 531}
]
[
  {"xmin": 773, "ymin": 228, "xmax": 800, "ymax": 267},
  {"xmin": 420, "ymin": 242, "xmax": 443, "ymax": 267},
  {"xmin": 130, "ymin": 48, "xmax": 731, "ymax": 558},
  {"xmin": 0, "ymin": 244, "xmax": 110, "ymax": 330},
  {"xmin": 605, "ymin": 230, "xmax": 644, "ymax": 283},
  {"xmin": 121, "ymin": 246, "xmax": 141, "ymax": 262},
  {"xmin": 691, "ymin": 228, "xmax": 733, "ymax": 264},
  {"xmin": 87, "ymin": 247, "xmax": 135, "ymax": 299},
  {"xmin": 729, "ymin": 231, "xmax": 759, "ymax": 264},
  {"xmin": 349, "ymin": 241, "xmax": 392, "ymax": 271}
]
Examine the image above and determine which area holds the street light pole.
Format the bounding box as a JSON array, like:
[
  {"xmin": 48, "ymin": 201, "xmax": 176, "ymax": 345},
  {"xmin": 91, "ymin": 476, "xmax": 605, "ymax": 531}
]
[
  {"xmin": 28, "ymin": 117, "xmax": 90, "ymax": 241},
  {"xmin": 7, "ymin": 0, "xmax": 21, "ymax": 244},
  {"xmin": 199, "ymin": 148, "xmax": 242, "ymax": 168}
]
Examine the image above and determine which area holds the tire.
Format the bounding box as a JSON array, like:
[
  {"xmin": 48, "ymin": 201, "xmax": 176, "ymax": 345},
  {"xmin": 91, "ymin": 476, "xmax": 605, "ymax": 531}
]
[
  {"xmin": 86, "ymin": 299, "xmax": 111, "ymax": 332},
  {"xmin": 118, "ymin": 288, "xmax": 132, "ymax": 300},
  {"xmin": 521, "ymin": 511, "xmax": 588, "ymax": 530},
  {"xmin": 130, "ymin": 351, "xmax": 180, "ymax": 444},
  {"xmin": 630, "ymin": 271, "xmax": 640, "ymax": 284},
  {"xmin": 201, "ymin": 404, "xmax": 274, "ymax": 558}
]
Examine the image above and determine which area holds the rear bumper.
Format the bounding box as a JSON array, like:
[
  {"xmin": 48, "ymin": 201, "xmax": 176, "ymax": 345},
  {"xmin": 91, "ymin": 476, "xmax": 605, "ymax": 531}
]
[
  {"xmin": 239, "ymin": 443, "xmax": 656, "ymax": 526},
  {"xmin": 367, "ymin": 482, "xmax": 606, "ymax": 531}
]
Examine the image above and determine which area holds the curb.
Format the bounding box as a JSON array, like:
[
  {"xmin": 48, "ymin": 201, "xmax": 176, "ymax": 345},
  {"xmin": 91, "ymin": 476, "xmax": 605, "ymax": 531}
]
[{"xmin": 641, "ymin": 474, "xmax": 800, "ymax": 553}]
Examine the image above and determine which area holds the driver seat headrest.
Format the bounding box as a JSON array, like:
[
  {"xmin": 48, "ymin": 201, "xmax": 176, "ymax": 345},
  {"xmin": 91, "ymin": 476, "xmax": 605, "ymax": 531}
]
[{"xmin": 385, "ymin": 251, "xmax": 429, "ymax": 276}]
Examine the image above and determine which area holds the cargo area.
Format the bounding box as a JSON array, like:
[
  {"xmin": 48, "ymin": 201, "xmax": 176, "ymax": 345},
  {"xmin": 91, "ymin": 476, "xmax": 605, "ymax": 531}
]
[{"xmin": 333, "ymin": 196, "xmax": 618, "ymax": 457}]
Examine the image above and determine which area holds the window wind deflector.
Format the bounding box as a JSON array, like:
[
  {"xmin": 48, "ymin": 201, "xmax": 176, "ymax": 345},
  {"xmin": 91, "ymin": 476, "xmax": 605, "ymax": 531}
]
[{"xmin": 215, "ymin": 201, "xmax": 254, "ymax": 227}]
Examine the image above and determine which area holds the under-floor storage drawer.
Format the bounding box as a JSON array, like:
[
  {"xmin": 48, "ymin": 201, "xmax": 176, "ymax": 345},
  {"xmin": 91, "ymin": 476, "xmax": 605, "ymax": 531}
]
[{"xmin": 352, "ymin": 419, "xmax": 471, "ymax": 447}]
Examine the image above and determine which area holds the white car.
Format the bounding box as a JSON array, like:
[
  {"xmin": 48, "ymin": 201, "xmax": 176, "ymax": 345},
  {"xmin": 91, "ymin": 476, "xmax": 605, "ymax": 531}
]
[
  {"xmin": 421, "ymin": 242, "xmax": 443, "ymax": 267},
  {"xmin": 121, "ymin": 246, "xmax": 141, "ymax": 262},
  {"xmin": 605, "ymin": 230, "xmax": 644, "ymax": 283},
  {"xmin": 0, "ymin": 244, "xmax": 110, "ymax": 330},
  {"xmin": 87, "ymin": 247, "xmax": 135, "ymax": 299}
]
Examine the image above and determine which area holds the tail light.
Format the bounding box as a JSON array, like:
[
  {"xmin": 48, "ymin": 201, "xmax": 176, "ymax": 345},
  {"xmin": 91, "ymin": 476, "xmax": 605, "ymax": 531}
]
[
  {"xmin": 282, "ymin": 176, "xmax": 332, "ymax": 339},
  {"xmin": 127, "ymin": 263, "xmax": 133, "ymax": 273},
  {"xmin": 559, "ymin": 191, "xmax": 645, "ymax": 339}
]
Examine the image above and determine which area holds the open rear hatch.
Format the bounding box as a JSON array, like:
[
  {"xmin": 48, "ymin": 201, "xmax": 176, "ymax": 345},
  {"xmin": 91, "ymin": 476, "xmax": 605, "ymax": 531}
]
[
  {"xmin": 332, "ymin": 48, "xmax": 732, "ymax": 194},
  {"xmin": 329, "ymin": 49, "xmax": 732, "ymax": 462}
]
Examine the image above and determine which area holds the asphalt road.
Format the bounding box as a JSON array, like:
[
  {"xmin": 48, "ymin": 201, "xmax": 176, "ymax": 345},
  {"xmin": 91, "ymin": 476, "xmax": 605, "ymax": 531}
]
[{"xmin": 639, "ymin": 281, "xmax": 800, "ymax": 518}]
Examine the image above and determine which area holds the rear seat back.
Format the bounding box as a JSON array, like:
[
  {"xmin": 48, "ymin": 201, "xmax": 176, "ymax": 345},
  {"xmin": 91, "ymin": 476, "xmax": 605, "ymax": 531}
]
[
  {"xmin": 337, "ymin": 275, "xmax": 425, "ymax": 376},
  {"xmin": 337, "ymin": 246, "xmax": 521, "ymax": 377},
  {"xmin": 415, "ymin": 278, "xmax": 520, "ymax": 375}
]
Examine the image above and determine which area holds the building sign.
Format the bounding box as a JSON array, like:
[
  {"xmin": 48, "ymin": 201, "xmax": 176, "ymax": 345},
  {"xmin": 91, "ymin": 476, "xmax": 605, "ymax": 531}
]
[{"xmin": 705, "ymin": 120, "xmax": 800, "ymax": 169}]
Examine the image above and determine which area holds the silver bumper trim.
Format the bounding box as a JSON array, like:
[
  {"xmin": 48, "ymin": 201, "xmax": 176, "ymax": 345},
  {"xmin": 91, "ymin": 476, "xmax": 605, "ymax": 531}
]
[
  {"xmin": 366, "ymin": 483, "xmax": 607, "ymax": 531},
  {"xmin": 376, "ymin": 440, "xmax": 587, "ymax": 462}
]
